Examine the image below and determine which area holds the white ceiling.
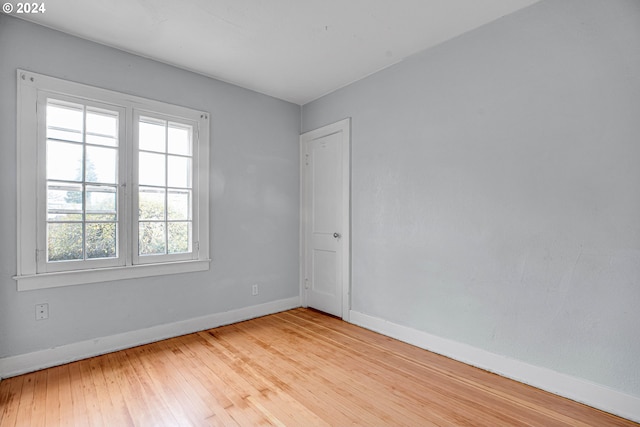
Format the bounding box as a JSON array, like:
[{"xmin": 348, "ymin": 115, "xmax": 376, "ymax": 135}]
[{"xmin": 18, "ymin": 0, "xmax": 540, "ymax": 105}]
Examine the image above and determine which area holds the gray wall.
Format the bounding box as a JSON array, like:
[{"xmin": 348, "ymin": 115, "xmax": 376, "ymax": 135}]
[
  {"xmin": 303, "ymin": 0, "xmax": 640, "ymax": 397},
  {"xmin": 0, "ymin": 15, "xmax": 300, "ymax": 358}
]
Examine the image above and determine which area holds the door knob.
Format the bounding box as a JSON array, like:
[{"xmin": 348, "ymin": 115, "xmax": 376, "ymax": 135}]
[{"xmin": 333, "ymin": 232, "xmax": 341, "ymax": 238}]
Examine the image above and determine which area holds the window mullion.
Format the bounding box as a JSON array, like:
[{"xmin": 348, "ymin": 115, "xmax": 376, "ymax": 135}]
[
  {"xmin": 82, "ymin": 105, "xmax": 87, "ymax": 261},
  {"xmin": 127, "ymin": 107, "xmax": 136, "ymax": 267},
  {"xmin": 164, "ymin": 123, "xmax": 169, "ymax": 255}
]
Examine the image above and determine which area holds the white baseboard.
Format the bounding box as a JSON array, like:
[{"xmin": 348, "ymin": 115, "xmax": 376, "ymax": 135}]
[
  {"xmin": 349, "ymin": 310, "xmax": 640, "ymax": 423},
  {"xmin": 0, "ymin": 297, "xmax": 300, "ymax": 379}
]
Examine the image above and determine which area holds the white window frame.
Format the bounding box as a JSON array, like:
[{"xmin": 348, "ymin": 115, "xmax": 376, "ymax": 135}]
[
  {"xmin": 132, "ymin": 109, "xmax": 200, "ymax": 265},
  {"xmin": 36, "ymin": 93, "xmax": 128, "ymax": 273},
  {"xmin": 14, "ymin": 70, "xmax": 210, "ymax": 291}
]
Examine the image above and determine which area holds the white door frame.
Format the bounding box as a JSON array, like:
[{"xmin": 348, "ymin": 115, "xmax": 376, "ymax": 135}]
[{"xmin": 299, "ymin": 118, "xmax": 351, "ymax": 321}]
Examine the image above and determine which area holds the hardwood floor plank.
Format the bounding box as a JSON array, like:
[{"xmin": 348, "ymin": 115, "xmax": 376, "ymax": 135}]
[
  {"xmin": 66, "ymin": 362, "xmax": 93, "ymax": 427},
  {"xmin": 12, "ymin": 372, "xmax": 36, "ymax": 427},
  {"xmin": 200, "ymin": 325, "xmax": 393, "ymax": 426},
  {"xmin": 53, "ymin": 365, "xmax": 74, "ymax": 426},
  {"xmin": 0, "ymin": 375, "xmax": 24, "ymax": 427},
  {"xmin": 185, "ymin": 331, "xmax": 297, "ymax": 426},
  {"xmin": 198, "ymin": 327, "xmax": 374, "ymax": 425},
  {"xmin": 225, "ymin": 318, "xmax": 444, "ymax": 426},
  {"xmin": 88, "ymin": 356, "xmax": 134, "ymax": 426},
  {"xmin": 77, "ymin": 358, "xmax": 104, "ymax": 426},
  {"xmin": 158, "ymin": 337, "xmax": 242, "ymax": 427},
  {"xmin": 122, "ymin": 345, "xmax": 201, "ymax": 426},
  {"xmin": 154, "ymin": 338, "xmax": 241, "ymax": 426},
  {"xmin": 44, "ymin": 365, "xmax": 66, "ymax": 426},
  {"xmin": 104, "ymin": 349, "xmax": 174, "ymax": 427},
  {"xmin": 29, "ymin": 369, "xmax": 48, "ymax": 427},
  {"xmin": 1, "ymin": 308, "xmax": 638, "ymax": 427}
]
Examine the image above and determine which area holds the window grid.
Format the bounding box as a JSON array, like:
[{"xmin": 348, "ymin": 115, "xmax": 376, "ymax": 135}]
[
  {"xmin": 138, "ymin": 117, "xmax": 193, "ymax": 257},
  {"xmin": 45, "ymin": 99, "xmax": 120, "ymax": 263}
]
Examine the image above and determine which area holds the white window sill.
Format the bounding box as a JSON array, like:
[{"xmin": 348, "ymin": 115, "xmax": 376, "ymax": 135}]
[{"xmin": 13, "ymin": 260, "xmax": 211, "ymax": 291}]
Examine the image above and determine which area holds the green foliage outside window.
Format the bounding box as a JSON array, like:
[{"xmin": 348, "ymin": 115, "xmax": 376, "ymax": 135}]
[{"xmin": 47, "ymin": 196, "xmax": 189, "ymax": 261}]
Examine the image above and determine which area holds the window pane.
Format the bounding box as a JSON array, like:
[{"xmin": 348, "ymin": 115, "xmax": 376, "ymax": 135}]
[
  {"xmin": 139, "ymin": 187, "xmax": 165, "ymax": 220},
  {"xmin": 139, "ymin": 118, "xmax": 166, "ymax": 152},
  {"xmin": 168, "ymin": 123, "xmax": 191, "ymax": 155},
  {"xmin": 168, "ymin": 156, "xmax": 191, "ymax": 188},
  {"xmin": 47, "ymin": 182, "xmax": 82, "ymax": 218},
  {"xmin": 47, "ymin": 140, "xmax": 83, "ymax": 181},
  {"xmin": 87, "ymin": 185, "xmax": 116, "ymax": 215},
  {"xmin": 167, "ymin": 190, "xmax": 191, "ymax": 220},
  {"xmin": 48, "ymin": 222, "xmax": 83, "ymax": 261},
  {"xmin": 139, "ymin": 152, "xmax": 166, "ymax": 186},
  {"xmin": 86, "ymin": 146, "xmax": 118, "ymax": 184},
  {"xmin": 47, "ymin": 102, "xmax": 83, "ymax": 130},
  {"xmin": 86, "ymin": 222, "xmax": 117, "ymax": 259},
  {"xmin": 47, "ymin": 102, "xmax": 83, "ymax": 142},
  {"xmin": 139, "ymin": 222, "xmax": 165, "ymax": 255},
  {"xmin": 86, "ymin": 109, "xmax": 118, "ymax": 139},
  {"xmin": 168, "ymin": 222, "xmax": 191, "ymax": 254}
]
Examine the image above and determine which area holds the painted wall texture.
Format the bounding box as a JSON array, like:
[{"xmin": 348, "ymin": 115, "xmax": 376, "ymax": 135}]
[
  {"xmin": 303, "ymin": 0, "xmax": 640, "ymax": 397},
  {"xmin": 0, "ymin": 15, "xmax": 300, "ymax": 358}
]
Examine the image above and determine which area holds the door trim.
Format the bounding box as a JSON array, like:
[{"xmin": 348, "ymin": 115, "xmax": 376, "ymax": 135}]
[{"xmin": 299, "ymin": 118, "xmax": 351, "ymax": 321}]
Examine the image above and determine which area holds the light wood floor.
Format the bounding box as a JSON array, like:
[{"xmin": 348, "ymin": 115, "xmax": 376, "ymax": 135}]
[{"xmin": 0, "ymin": 308, "xmax": 637, "ymax": 426}]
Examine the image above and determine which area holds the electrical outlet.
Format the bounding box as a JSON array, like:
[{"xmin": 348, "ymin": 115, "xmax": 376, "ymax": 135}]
[
  {"xmin": 36, "ymin": 303, "xmax": 49, "ymax": 320},
  {"xmin": 252, "ymin": 284, "xmax": 259, "ymax": 296}
]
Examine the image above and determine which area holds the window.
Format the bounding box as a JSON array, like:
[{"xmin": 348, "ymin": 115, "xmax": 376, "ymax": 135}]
[
  {"xmin": 135, "ymin": 115, "xmax": 194, "ymax": 262},
  {"xmin": 42, "ymin": 97, "xmax": 125, "ymax": 272},
  {"xmin": 15, "ymin": 70, "xmax": 210, "ymax": 290}
]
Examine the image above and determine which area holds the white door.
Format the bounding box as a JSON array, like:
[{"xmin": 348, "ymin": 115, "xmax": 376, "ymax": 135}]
[{"xmin": 300, "ymin": 119, "xmax": 350, "ymax": 319}]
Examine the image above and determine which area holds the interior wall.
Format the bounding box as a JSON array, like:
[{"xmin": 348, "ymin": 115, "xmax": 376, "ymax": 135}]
[
  {"xmin": 0, "ymin": 15, "xmax": 301, "ymax": 359},
  {"xmin": 302, "ymin": 0, "xmax": 640, "ymax": 397}
]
